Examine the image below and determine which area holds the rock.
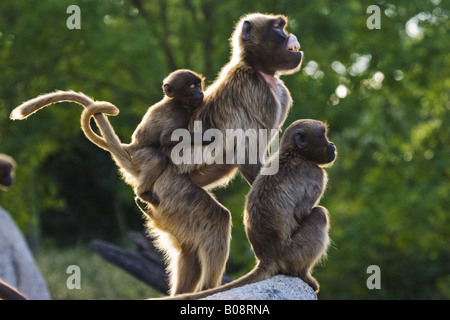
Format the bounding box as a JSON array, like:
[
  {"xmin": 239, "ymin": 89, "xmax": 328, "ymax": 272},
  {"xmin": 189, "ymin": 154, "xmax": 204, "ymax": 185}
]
[
  {"xmin": 201, "ymin": 275, "xmax": 317, "ymax": 300},
  {"xmin": 0, "ymin": 206, "xmax": 51, "ymax": 300}
]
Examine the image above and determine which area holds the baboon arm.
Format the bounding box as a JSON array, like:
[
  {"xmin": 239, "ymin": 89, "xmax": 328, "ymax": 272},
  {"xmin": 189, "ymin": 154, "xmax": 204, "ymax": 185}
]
[{"xmin": 160, "ymin": 130, "xmax": 212, "ymax": 147}]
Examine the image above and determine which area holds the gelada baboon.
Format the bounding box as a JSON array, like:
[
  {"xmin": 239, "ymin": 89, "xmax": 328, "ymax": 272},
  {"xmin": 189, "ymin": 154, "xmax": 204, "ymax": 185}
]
[
  {"xmin": 10, "ymin": 70, "xmax": 205, "ymax": 203},
  {"xmin": 81, "ymin": 69, "xmax": 205, "ymax": 203},
  {"xmin": 0, "ymin": 154, "xmax": 16, "ymax": 190},
  {"xmin": 137, "ymin": 13, "xmax": 302, "ymax": 295},
  {"xmin": 11, "ymin": 13, "xmax": 303, "ymax": 295},
  {"xmin": 167, "ymin": 119, "xmax": 336, "ymax": 299}
]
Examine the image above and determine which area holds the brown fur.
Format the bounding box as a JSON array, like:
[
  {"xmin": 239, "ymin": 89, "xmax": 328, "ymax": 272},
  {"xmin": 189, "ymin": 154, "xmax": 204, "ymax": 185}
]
[
  {"xmin": 140, "ymin": 13, "xmax": 303, "ymax": 295},
  {"xmin": 0, "ymin": 154, "xmax": 16, "ymax": 190},
  {"xmin": 167, "ymin": 119, "xmax": 336, "ymax": 300},
  {"xmin": 10, "ymin": 13, "xmax": 303, "ymax": 296},
  {"xmin": 10, "ymin": 70, "xmax": 205, "ymax": 203},
  {"xmin": 10, "ymin": 90, "xmax": 120, "ymax": 151},
  {"xmin": 81, "ymin": 69, "xmax": 205, "ymax": 202}
]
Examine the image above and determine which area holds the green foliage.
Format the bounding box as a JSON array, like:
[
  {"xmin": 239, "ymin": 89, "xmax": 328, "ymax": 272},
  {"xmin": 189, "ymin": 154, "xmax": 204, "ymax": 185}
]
[{"xmin": 0, "ymin": 0, "xmax": 448, "ymax": 299}]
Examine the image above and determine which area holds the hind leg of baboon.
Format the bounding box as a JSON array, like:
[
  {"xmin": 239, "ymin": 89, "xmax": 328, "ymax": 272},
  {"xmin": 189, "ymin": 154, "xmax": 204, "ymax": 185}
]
[
  {"xmin": 197, "ymin": 207, "xmax": 232, "ymax": 291},
  {"xmin": 297, "ymin": 269, "xmax": 320, "ymax": 293},
  {"xmin": 172, "ymin": 248, "xmax": 202, "ymax": 295},
  {"xmin": 290, "ymin": 206, "xmax": 330, "ymax": 292},
  {"xmin": 134, "ymin": 147, "xmax": 168, "ymax": 204},
  {"xmin": 152, "ymin": 166, "xmax": 233, "ymax": 295}
]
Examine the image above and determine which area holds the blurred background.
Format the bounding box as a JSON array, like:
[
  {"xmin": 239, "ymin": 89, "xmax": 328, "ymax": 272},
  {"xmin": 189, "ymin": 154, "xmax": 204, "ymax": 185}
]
[{"xmin": 0, "ymin": 0, "xmax": 448, "ymax": 299}]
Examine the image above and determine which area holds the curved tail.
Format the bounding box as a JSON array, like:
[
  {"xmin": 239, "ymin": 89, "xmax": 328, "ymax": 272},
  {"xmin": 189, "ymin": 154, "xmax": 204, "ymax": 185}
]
[
  {"xmin": 163, "ymin": 262, "xmax": 270, "ymax": 300},
  {"xmin": 10, "ymin": 90, "xmax": 95, "ymax": 120},
  {"xmin": 10, "ymin": 90, "xmax": 135, "ymax": 178},
  {"xmin": 81, "ymin": 105, "xmax": 136, "ymax": 177}
]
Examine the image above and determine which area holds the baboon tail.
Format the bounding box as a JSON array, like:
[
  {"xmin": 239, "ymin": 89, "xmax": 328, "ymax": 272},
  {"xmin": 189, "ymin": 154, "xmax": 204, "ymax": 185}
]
[
  {"xmin": 10, "ymin": 90, "xmax": 95, "ymax": 120},
  {"xmin": 10, "ymin": 90, "xmax": 132, "ymax": 172},
  {"xmin": 162, "ymin": 262, "xmax": 270, "ymax": 300},
  {"xmin": 81, "ymin": 105, "xmax": 134, "ymax": 173}
]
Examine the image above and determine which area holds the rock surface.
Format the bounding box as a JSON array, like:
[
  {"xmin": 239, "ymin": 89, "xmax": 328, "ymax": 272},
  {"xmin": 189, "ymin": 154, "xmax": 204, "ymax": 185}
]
[
  {"xmin": 0, "ymin": 207, "xmax": 50, "ymax": 300},
  {"xmin": 201, "ymin": 275, "xmax": 317, "ymax": 300}
]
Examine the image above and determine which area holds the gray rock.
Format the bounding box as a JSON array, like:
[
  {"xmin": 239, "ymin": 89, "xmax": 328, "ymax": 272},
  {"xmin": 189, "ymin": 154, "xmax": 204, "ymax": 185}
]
[
  {"xmin": 201, "ymin": 275, "xmax": 317, "ymax": 300},
  {"xmin": 0, "ymin": 206, "xmax": 50, "ymax": 300}
]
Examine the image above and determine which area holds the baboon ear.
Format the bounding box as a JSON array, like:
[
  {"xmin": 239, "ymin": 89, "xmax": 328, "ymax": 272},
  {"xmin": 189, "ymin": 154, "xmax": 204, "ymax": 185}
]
[
  {"xmin": 294, "ymin": 131, "xmax": 307, "ymax": 149},
  {"xmin": 163, "ymin": 84, "xmax": 174, "ymax": 98},
  {"xmin": 242, "ymin": 21, "xmax": 252, "ymax": 41}
]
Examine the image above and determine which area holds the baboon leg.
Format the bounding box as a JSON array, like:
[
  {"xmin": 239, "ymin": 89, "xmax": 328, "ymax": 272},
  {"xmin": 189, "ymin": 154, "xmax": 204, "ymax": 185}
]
[
  {"xmin": 134, "ymin": 147, "xmax": 168, "ymax": 204},
  {"xmin": 172, "ymin": 248, "xmax": 202, "ymax": 295},
  {"xmin": 151, "ymin": 166, "xmax": 232, "ymax": 295},
  {"xmin": 303, "ymin": 273, "xmax": 320, "ymax": 293},
  {"xmin": 292, "ymin": 205, "xmax": 329, "ymax": 253},
  {"xmin": 295, "ymin": 267, "xmax": 320, "ymax": 293},
  {"xmin": 197, "ymin": 208, "xmax": 232, "ymax": 291},
  {"xmin": 290, "ymin": 206, "xmax": 330, "ymax": 292}
]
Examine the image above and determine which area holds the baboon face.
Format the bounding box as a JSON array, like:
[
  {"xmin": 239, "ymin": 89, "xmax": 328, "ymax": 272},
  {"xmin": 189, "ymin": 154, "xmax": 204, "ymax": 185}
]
[
  {"xmin": 0, "ymin": 155, "xmax": 16, "ymax": 189},
  {"xmin": 236, "ymin": 14, "xmax": 303, "ymax": 75},
  {"xmin": 282, "ymin": 119, "xmax": 336, "ymax": 165},
  {"xmin": 163, "ymin": 70, "xmax": 205, "ymax": 108}
]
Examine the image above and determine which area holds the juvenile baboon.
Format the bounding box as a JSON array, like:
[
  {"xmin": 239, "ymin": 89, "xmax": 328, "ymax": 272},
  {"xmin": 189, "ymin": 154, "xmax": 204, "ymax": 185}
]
[
  {"xmin": 167, "ymin": 119, "xmax": 336, "ymax": 299},
  {"xmin": 0, "ymin": 154, "xmax": 16, "ymax": 190},
  {"xmin": 81, "ymin": 69, "xmax": 205, "ymax": 203},
  {"xmin": 10, "ymin": 70, "xmax": 205, "ymax": 203}
]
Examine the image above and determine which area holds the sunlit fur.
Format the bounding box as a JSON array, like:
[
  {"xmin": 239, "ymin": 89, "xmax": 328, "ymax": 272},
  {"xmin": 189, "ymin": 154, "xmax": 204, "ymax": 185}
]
[
  {"xmin": 165, "ymin": 120, "xmax": 336, "ymax": 300},
  {"xmin": 10, "ymin": 13, "xmax": 304, "ymax": 297},
  {"xmin": 144, "ymin": 13, "xmax": 303, "ymax": 296}
]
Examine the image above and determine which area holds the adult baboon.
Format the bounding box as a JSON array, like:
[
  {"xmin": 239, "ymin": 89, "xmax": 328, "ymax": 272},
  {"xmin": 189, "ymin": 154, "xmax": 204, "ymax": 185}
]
[
  {"xmin": 11, "ymin": 13, "xmax": 303, "ymax": 295},
  {"xmin": 138, "ymin": 13, "xmax": 303, "ymax": 295}
]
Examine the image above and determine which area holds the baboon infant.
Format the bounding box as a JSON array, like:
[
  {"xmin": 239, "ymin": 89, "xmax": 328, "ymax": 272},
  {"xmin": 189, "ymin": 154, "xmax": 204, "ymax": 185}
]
[
  {"xmin": 81, "ymin": 69, "xmax": 205, "ymax": 203},
  {"xmin": 11, "ymin": 69, "xmax": 205, "ymax": 204},
  {"xmin": 168, "ymin": 119, "xmax": 336, "ymax": 299}
]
